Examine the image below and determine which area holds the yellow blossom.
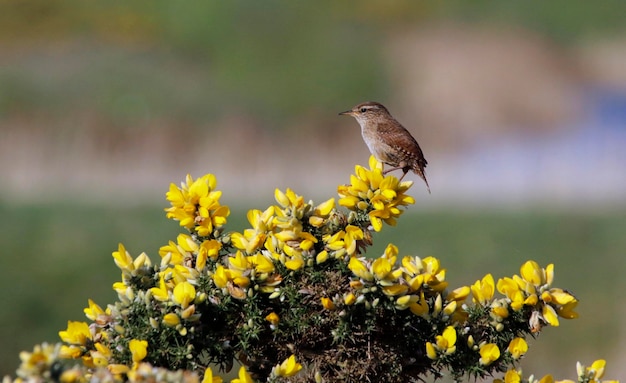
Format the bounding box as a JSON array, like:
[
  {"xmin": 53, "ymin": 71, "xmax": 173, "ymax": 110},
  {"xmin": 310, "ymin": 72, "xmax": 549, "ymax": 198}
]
[
  {"xmin": 372, "ymin": 256, "xmax": 392, "ymax": 280},
  {"xmin": 507, "ymin": 338, "xmax": 528, "ymax": 359},
  {"xmin": 479, "ymin": 343, "xmax": 500, "ymax": 365},
  {"xmin": 265, "ymin": 312, "xmax": 280, "ymax": 326},
  {"xmin": 409, "ymin": 294, "xmax": 430, "ymax": 317},
  {"xmin": 344, "ymin": 293, "xmax": 357, "ymax": 305},
  {"xmin": 108, "ymin": 363, "xmax": 130, "ymax": 375},
  {"xmin": 447, "ymin": 286, "xmax": 470, "ymax": 302},
  {"xmin": 587, "ymin": 359, "xmax": 606, "ymax": 380},
  {"xmin": 435, "ymin": 326, "xmax": 457, "ymax": 355},
  {"xmin": 128, "ymin": 339, "xmax": 148, "ymax": 364},
  {"xmin": 520, "ymin": 260, "xmax": 549, "ymax": 286},
  {"xmin": 427, "ymin": 326, "xmax": 457, "ymax": 358},
  {"xmin": 165, "ymin": 174, "xmax": 230, "ymax": 236},
  {"xmin": 497, "ymin": 277, "xmax": 525, "ymax": 311},
  {"xmin": 112, "ymin": 243, "xmax": 134, "ymax": 271},
  {"xmin": 542, "ymin": 304, "xmax": 560, "ymax": 327},
  {"xmin": 471, "ymin": 274, "xmax": 495, "ymax": 305},
  {"xmin": 251, "ymin": 253, "xmax": 275, "ymax": 274},
  {"xmin": 163, "ymin": 313, "xmax": 180, "ymax": 327},
  {"xmin": 59, "ymin": 321, "xmax": 91, "ymax": 346},
  {"xmin": 59, "ymin": 368, "xmax": 85, "ymax": 383},
  {"xmin": 213, "ymin": 265, "xmax": 229, "ymax": 289},
  {"xmin": 348, "ymin": 257, "xmax": 373, "ymax": 281},
  {"xmin": 316, "ymin": 250, "xmax": 329, "ymax": 264},
  {"xmin": 499, "ymin": 369, "xmax": 522, "ymax": 383},
  {"xmin": 274, "ymin": 355, "xmax": 303, "ymax": 377},
  {"xmin": 202, "ymin": 367, "xmax": 223, "ymax": 383},
  {"xmin": 150, "ymin": 276, "xmax": 170, "ymax": 302},
  {"xmin": 338, "ymin": 156, "xmax": 414, "ymax": 232},
  {"xmin": 558, "ymin": 300, "xmax": 579, "ymax": 319},
  {"xmin": 83, "ymin": 299, "xmax": 107, "ymax": 321},
  {"xmin": 321, "ymin": 297, "xmax": 336, "ymax": 310},
  {"xmin": 18, "ymin": 343, "xmax": 59, "ymax": 373},
  {"xmin": 231, "ymin": 366, "xmax": 253, "ymax": 383},
  {"xmin": 425, "ymin": 342, "xmax": 438, "ymax": 360},
  {"xmin": 90, "ymin": 343, "xmax": 111, "ymax": 367},
  {"xmin": 172, "ymin": 281, "xmax": 196, "ymax": 309},
  {"xmin": 285, "ymin": 253, "xmax": 305, "ymax": 271}
]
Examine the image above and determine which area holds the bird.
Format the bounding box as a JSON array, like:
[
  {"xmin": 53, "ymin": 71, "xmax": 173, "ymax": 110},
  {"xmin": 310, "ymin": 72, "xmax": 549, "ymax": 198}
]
[{"xmin": 339, "ymin": 101, "xmax": 430, "ymax": 193}]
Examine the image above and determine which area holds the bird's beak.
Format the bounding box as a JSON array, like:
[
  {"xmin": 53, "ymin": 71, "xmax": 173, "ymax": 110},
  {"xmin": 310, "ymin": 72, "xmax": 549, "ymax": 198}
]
[{"xmin": 338, "ymin": 110, "xmax": 354, "ymax": 116}]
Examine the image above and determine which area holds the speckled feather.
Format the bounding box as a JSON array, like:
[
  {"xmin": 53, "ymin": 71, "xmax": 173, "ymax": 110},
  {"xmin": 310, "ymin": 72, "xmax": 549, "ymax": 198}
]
[{"xmin": 340, "ymin": 101, "xmax": 430, "ymax": 192}]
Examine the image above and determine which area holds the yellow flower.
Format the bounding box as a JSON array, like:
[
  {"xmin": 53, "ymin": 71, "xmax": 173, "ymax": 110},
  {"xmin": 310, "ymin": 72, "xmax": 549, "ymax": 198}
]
[
  {"xmin": 285, "ymin": 253, "xmax": 305, "ymax": 271},
  {"xmin": 344, "ymin": 292, "xmax": 357, "ymax": 305},
  {"xmin": 231, "ymin": 366, "xmax": 254, "ymax": 383},
  {"xmin": 59, "ymin": 321, "xmax": 92, "ymax": 346},
  {"xmin": 542, "ymin": 304, "xmax": 560, "ymax": 327},
  {"xmin": 108, "ymin": 364, "xmax": 130, "ymax": 375},
  {"xmin": 17, "ymin": 343, "xmax": 59, "ymax": 375},
  {"xmin": 507, "ymin": 338, "xmax": 528, "ymax": 359},
  {"xmin": 344, "ymin": 225, "xmax": 364, "ymax": 255},
  {"xmin": 172, "ymin": 281, "xmax": 196, "ymax": 309},
  {"xmin": 202, "ymin": 367, "xmax": 224, "ymax": 383},
  {"xmin": 150, "ymin": 276, "xmax": 170, "ymax": 302},
  {"xmin": 83, "ymin": 299, "xmax": 107, "ymax": 321},
  {"xmin": 426, "ymin": 326, "xmax": 456, "ymax": 359},
  {"xmin": 128, "ymin": 339, "xmax": 148, "ymax": 363},
  {"xmin": 90, "ymin": 343, "xmax": 111, "ymax": 367},
  {"xmin": 499, "ymin": 261, "xmax": 578, "ymax": 331},
  {"xmin": 471, "ymin": 274, "xmax": 495, "ymax": 305},
  {"xmin": 275, "ymin": 188, "xmax": 306, "ymax": 213},
  {"xmin": 163, "ymin": 313, "xmax": 180, "ymax": 327},
  {"xmin": 558, "ymin": 300, "xmax": 579, "ymax": 319},
  {"xmin": 251, "ymin": 253, "xmax": 275, "ymax": 274},
  {"xmin": 231, "ymin": 207, "xmax": 275, "ymax": 254},
  {"xmin": 479, "ymin": 343, "xmax": 500, "ymax": 365},
  {"xmin": 274, "ymin": 355, "xmax": 303, "ymax": 377},
  {"xmin": 586, "ymin": 359, "xmax": 606, "ymax": 380},
  {"xmin": 165, "ymin": 174, "xmax": 230, "ymax": 236},
  {"xmin": 338, "ymin": 156, "xmax": 414, "ymax": 232},
  {"xmin": 59, "ymin": 368, "xmax": 85, "ymax": 383},
  {"xmin": 112, "ymin": 243, "xmax": 134, "ymax": 271},
  {"xmin": 309, "ymin": 198, "xmax": 335, "ymax": 227},
  {"xmin": 316, "ymin": 250, "xmax": 329, "ymax": 264},
  {"xmin": 409, "ymin": 294, "xmax": 430, "ymax": 317},
  {"xmin": 499, "ymin": 369, "xmax": 522, "ymax": 383},
  {"xmin": 321, "ymin": 297, "xmax": 336, "ymax": 310},
  {"xmin": 491, "ymin": 299, "xmax": 509, "ymax": 319},
  {"xmin": 265, "ymin": 312, "xmax": 280, "ymax": 326},
  {"xmin": 371, "ymin": 256, "xmax": 392, "ymax": 280},
  {"xmin": 213, "ymin": 265, "xmax": 229, "ymax": 289},
  {"xmin": 446, "ymin": 286, "xmax": 470, "ymax": 302},
  {"xmin": 496, "ymin": 277, "xmax": 525, "ymax": 311},
  {"xmin": 520, "ymin": 260, "xmax": 552, "ymax": 286},
  {"xmin": 425, "ymin": 342, "xmax": 438, "ymax": 360},
  {"xmin": 435, "ymin": 326, "xmax": 457, "ymax": 354},
  {"xmin": 348, "ymin": 257, "xmax": 374, "ymax": 281}
]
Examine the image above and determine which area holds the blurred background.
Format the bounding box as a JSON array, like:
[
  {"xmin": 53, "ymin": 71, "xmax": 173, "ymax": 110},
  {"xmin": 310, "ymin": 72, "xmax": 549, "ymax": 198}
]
[{"xmin": 1, "ymin": 0, "xmax": 625, "ymax": 379}]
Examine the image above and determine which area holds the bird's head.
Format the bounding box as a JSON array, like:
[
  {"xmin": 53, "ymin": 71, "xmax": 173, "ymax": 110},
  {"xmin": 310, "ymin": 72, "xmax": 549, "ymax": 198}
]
[{"xmin": 339, "ymin": 101, "xmax": 391, "ymax": 125}]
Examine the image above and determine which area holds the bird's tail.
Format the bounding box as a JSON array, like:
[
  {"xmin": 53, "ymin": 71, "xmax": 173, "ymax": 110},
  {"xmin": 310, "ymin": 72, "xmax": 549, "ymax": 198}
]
[{"xmin": 415, "ymin": 167, "xmax": 431, "ymax": 194}]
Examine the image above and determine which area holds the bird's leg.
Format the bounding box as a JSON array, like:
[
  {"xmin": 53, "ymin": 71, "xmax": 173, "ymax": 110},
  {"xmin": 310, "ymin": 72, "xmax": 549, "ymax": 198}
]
[
  {"xmin": 382, "ymin": 165, "xmax": 404, "ymax": 175},
  {"xmin": 398, "ymin": 169, "xmax": 409, "ymax": 182}
]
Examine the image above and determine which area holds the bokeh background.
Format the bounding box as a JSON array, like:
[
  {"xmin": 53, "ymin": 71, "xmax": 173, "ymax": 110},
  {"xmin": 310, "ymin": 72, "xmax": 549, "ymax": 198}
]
[{"xmin": 1, "ymin": 1, "xmax": 625, "ymax": 380}]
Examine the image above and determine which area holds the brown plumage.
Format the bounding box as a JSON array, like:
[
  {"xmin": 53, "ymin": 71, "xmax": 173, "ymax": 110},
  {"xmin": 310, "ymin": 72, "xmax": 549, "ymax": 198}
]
[{"xmin": 339, "ymin": 101, "xmax": 430, "ymax": 193}]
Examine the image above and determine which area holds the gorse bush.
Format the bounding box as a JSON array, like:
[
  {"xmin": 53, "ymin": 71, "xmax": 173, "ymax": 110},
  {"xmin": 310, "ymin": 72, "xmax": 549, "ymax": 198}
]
[{"xmin": 6, "ymin": 156, "xmax": 618, "ymax": 383}]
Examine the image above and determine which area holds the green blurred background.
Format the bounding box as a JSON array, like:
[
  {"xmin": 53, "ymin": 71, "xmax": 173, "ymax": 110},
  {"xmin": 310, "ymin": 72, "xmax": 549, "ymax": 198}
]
[{"xmin": 1, "ymin": 1, "xmax": 625, "ymax": 379}]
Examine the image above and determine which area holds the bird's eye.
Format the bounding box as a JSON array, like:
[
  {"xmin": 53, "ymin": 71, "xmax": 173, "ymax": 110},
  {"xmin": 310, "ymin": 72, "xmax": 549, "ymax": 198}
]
[{"xmin": 360, "ymin": 107, "xmax": 367, "ymax": 113}]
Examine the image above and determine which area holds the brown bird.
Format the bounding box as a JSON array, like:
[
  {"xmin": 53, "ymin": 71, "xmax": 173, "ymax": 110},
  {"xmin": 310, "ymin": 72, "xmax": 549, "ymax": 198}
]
[{"xmin": 339, "ymin": 101, "xmax": 430, "ymax": 193}]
